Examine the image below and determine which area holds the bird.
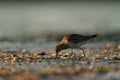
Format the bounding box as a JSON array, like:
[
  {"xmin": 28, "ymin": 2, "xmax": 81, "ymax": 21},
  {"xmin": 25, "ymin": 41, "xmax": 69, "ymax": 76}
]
[{"xmin": 55, "ymin": 34, "xmax": 97, "ymax": 59}]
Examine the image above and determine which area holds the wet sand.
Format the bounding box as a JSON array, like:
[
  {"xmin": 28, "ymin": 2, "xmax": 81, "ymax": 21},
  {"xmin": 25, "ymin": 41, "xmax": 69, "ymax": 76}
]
[{"xmin": 0, "ymin": 43, "xmax": 120, "ymax": 80}]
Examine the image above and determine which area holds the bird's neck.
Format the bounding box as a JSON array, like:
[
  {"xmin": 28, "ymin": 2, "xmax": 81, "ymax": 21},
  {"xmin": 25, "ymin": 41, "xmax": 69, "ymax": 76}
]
[{"xmin": 59, "ymin": 43, "xmax": 70, "ymax": 49}]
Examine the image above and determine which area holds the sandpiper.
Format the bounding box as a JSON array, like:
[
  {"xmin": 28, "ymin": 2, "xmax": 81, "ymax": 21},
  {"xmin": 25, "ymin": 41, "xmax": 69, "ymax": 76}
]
[{"xmin": 55, "ymin": 34, "xmax": 97, "ymax": 59}]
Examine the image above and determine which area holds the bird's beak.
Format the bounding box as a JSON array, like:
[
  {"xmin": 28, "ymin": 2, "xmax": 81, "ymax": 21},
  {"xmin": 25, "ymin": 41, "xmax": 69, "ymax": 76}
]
[
  {"xmin": 55, "ymin": 49, "xmax": 58, "ymax": 59},
  {"xmin": 55, "ymin": 52, "xmax": 58, "ymax": 59},
  {"xmin": 55, "ymin": 48, "xmax": 60, "ymax": 59},
  {"xmin": 54, "ymin": 47, "xmax": 58, "ymax": 59}
]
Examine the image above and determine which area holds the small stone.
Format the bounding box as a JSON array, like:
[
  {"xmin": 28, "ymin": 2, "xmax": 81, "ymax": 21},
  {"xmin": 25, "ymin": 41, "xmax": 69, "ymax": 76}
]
[
  {"xmin": 104, "ymin": 44, "xmax": 111, "ymax": 49},
  {"xmin": 104, "ymin": 57, "xmax": 108, "ymax": 60}
]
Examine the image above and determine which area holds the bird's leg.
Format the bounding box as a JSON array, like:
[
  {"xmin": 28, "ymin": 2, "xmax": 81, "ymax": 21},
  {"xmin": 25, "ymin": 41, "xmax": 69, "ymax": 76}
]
[
  {"xmin": 69, "ymin": 49, "xmax": 73, "ymax": 59},
  {"xmin": 79, "ymin": 48, "xmax": 90, "ymax": 64},
  {"xmin": 79, "ymin": 48, "xmax": 86, "ymax": 58},
  {"xmin": 70, "ymin": 49, "xmax": 75, "ymax": 65}
]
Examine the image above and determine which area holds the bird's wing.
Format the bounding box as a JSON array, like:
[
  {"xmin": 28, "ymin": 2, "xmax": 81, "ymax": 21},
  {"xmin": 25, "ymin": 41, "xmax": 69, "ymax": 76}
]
[
  {"xmin": 67, "ymin": 34, "xmax": 85, "ymax": 44},
  {"xmin": 60, "ymin": 34, "xmax": 97, "ymax": 44}
]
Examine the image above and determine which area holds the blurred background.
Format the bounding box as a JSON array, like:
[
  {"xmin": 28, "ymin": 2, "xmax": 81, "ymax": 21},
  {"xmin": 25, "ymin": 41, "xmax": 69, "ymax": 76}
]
[{"xmin": 0, "ymin": 1, "xmax": 120, "ymax": 50}]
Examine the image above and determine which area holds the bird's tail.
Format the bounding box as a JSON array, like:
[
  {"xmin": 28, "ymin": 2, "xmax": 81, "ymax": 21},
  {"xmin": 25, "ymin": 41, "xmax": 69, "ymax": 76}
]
[
  {"xmin": 85, "ymin": 34, "xmax": 97, "ymax": 40},
  {"xmin": 89, "ymin": 34, "xmax": 97, "ymax": 38}
]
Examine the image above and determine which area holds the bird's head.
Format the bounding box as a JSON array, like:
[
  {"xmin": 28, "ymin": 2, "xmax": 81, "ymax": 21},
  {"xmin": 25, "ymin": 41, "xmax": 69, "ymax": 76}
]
[
  {"xmin": 54, "ymin": 44, "xmax": 69, "ymax": 54},
  {"xmin": 55, "ymin": 44, "xmax": 63, "ymax": 54}
]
